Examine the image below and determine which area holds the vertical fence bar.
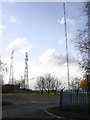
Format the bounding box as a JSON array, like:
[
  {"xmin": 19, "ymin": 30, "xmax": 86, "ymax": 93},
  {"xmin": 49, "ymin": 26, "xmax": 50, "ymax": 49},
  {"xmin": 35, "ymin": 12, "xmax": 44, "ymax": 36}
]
[{"xmin": 60, "ymin": 89, "xmax": 63, "ymax": 109}]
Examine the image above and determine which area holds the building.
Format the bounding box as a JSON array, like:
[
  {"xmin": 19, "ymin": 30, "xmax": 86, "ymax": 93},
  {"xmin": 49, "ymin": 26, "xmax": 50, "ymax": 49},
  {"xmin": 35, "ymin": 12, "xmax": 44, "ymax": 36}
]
[{"xmin": 2, "ymin": 84, "xmax": 20, "ymax": 93}]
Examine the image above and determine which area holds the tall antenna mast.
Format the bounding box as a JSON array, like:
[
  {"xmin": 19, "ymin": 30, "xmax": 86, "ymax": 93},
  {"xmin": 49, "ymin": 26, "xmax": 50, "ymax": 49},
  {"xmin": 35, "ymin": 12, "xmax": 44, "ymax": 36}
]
[
  {"xmin": 24, "ymin": 52, "xmax": 29, "ymax": 89},
  {"xmin": 63, "ymin": 3, "xmax": 70, "ymax": 89},
  {"xmin": 9, "ymin": 49, "xmax": 14, "ymax": 84}
]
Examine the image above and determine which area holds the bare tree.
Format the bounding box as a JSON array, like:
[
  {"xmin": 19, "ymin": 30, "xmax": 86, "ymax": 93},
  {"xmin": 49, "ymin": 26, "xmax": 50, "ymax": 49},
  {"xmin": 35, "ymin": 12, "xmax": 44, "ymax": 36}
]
[
  {"xmin": 75, "ymin": 29, "xmax": 90, "ymax": 71},
  {"xmin": 44, "ymin": 74, "xmax": 61, "ymax": 94},
  {"xmin": 70, "ymin": 77, "xmax": 81, "ymax": 90},
  {"xmin": 52, "ymin": 79, "xmax": 62, "ymax": 94},
  {"xmin": 74, "ymin": 2, "xmax": 90, "ymax": 72},
  {"xmin": 0, "ymin": 75, "xmax": 4, "ymax": 85},
  {"xmin": 15, "ymin": 76, "xmax": 25, "ymax": 89},
  {"xmin": 36, "ymin": 73, "xmax": 62, "ymax": 94},
  {"xmin": 0, "ymin": 56, "xmax": 8, "ymax": 85},
  {"xmin": 36, "ymin": 76, "xmax": 45, "ymax": 93},
  {"xmin": 44, "ymin": 73, "xmax": 54, "ymax": 93}
]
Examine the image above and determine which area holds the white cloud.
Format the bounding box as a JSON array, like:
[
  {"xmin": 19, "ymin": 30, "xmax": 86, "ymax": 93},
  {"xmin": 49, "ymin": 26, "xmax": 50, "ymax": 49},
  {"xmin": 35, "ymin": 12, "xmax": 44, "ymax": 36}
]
[
  {"xmin": 6, "ymin": 37, "xmax": 32, "ymax": 53},
  {"xmin": 7, "ymin": 37, "xmax": 26, "ymax": 49},
  {"xmin": 0, "ymin": 24, "xmax": 5, "ymax": 34},
  {"xmin": 39, "ymin": 49, "xmax": 55, "ymax": 64},
  {"xmin": 39, "ymin": 49, "xmax": 78, "ymax": 66},
  {"xmin": 57, "ymin": 17, "xmax": 76, "ymax": 26},
  {"xmin": 9, "ymin": 16, "xmax": 21, "ymax": 24}
]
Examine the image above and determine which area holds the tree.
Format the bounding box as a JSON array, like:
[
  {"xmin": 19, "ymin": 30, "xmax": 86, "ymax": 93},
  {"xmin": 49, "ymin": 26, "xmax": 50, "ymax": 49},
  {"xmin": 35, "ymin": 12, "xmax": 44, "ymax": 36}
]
[
  {"xmin": 36, "ymin": 73, "xmax": 61, "ymax": 94},
  {"xmin": 79, "ymin": 75, "xmax": 89, "ymax": 90},
  {"xmin": 52, "ymin": 78, "xmax": 62, "ymax": 94},
  {"xmin": 44, "ymin": 73, "xmax": 55, "ymax": 94},
  {"xmin": 70, "ymin": 77, "xmax": 81, "ymax": 90},
  {"xmin": 74, "ymin": 2, "xmax": 90, "ymax": 72},
  {"xmin": 74, "ymin": 29, "xmax": 90, "ymax": 71},
  {"xmin": 0, "ymin": 75, "xmax": 4, "ymax": 85},
  {"xmin": 36, "ymin": 76, "xmax": 45, "ymax": 93},
  {"xmin": 15, "ymin": 76, "xmax": 25, "ymax": 89},
  {"xmin": 0, "ymin": 56, "xmax": 8, "ymax": 85}
]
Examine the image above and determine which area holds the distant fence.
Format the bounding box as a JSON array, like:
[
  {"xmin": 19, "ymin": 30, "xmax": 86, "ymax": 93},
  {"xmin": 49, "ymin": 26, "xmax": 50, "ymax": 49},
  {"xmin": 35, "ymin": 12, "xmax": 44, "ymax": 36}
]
[{"xmin": 60, "ymin": 89, "xmax": 90, "ymax": 112}]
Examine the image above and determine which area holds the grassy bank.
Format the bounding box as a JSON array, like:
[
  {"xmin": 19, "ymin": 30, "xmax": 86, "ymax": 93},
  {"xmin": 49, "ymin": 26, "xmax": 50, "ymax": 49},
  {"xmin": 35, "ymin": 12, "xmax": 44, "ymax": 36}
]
[{"xmin": 2, "ymin": 92, "xmax": 60, "ymax": 96}]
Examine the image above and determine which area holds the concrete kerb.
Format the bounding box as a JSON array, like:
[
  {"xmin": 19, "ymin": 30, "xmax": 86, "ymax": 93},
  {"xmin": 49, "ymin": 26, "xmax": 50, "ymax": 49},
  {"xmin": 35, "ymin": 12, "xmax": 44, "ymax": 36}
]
[
  {"xmin": 44, "ymin": 109, "xmax": 77, "ymax": 120},
  {"xmin": 44, "ymin": 109, "xmax": 65, "ymax": 119}
]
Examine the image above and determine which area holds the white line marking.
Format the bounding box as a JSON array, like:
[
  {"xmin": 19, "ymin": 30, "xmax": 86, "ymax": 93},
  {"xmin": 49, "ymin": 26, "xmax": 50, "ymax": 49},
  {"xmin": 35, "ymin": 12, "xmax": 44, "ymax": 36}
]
[
  {"xmin": 44, "ymin": 109, "xmax": 65, "ymax": 119},
  {"xmin": 44, "ymin": 109, "xmax": 78, "ymax": 120}
]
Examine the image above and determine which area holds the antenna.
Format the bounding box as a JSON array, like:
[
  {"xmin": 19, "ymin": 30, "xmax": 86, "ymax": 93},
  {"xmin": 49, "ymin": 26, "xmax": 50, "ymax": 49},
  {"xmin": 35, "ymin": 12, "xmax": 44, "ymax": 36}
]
[
  {"xmin": 8, "ymin": 49, "xmax": 14, "ymax": 85},
  {"xmin": 24, "ymin": 52, "xmax": 29, "ymax": 89},
  {"xmin": 63, "ymin": 3, "xmax": 70, "ymax": 89}
]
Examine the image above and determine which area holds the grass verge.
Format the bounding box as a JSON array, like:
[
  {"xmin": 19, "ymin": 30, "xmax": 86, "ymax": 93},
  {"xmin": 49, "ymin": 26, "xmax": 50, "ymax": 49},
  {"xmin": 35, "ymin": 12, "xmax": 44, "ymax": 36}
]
[{"xmin": 2, "ymin": 92, "xmax": 60, "ymax": 96}]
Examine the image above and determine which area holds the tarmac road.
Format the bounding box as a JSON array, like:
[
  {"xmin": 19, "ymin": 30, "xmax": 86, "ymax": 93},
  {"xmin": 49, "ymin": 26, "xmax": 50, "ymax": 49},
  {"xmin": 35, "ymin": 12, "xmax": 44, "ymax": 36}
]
[
  {"xmin": 2, "ymin": 101, "xmax": 58, "ymax": 118},
  {"xmin": 2, "ymin": 94, "xmax": 60, "ymax": 119},
  {"xmin": 2, "ymin": 95, "xmax": 89, "ymax": 120}
]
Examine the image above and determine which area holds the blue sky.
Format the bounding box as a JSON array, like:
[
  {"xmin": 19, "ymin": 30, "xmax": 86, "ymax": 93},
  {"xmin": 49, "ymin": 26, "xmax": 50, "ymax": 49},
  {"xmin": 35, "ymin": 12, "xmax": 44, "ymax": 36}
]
[{"xmin": 0, "ymin": 2, "xmax": 87, "ymax": 89}]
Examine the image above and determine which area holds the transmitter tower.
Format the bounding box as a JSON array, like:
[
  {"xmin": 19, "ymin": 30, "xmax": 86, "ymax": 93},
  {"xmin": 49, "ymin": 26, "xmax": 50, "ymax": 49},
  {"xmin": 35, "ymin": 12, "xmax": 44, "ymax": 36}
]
[
  {"xmin": 8, "ymin": 49, "xmax": 14, "ymax": 84},
  {"xmin": 24, "ymin": 52, "xmax": 29, "ymax": 89}
]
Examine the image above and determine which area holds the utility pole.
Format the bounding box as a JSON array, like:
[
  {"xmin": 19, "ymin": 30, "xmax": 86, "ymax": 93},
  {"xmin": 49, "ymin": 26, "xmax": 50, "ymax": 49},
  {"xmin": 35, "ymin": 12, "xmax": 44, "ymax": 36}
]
[
  {"xmin": 63, "ymin": 3, "xmax": 70, "ymax": 89},
  {"xmin": 24, "ymin": 52, "xmax": 29, "ymax": 89},
  {"xmin": 8, "ymin": 49, "xmax": 14, "ymax": 85}
]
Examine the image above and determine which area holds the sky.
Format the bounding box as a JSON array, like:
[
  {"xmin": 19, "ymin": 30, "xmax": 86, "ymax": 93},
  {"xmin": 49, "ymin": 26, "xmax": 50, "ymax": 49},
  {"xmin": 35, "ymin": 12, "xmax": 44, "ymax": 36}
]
[{"xmin": 0, "ymin": 1, "xmax": 87, "ymax": 89}]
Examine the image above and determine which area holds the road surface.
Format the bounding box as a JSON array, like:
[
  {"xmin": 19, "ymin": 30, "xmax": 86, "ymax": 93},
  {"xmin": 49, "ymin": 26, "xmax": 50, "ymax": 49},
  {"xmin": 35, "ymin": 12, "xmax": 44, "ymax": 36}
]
[{"xmin": 2, "ymin": 94, "xmax": 60, "ymax": 119}]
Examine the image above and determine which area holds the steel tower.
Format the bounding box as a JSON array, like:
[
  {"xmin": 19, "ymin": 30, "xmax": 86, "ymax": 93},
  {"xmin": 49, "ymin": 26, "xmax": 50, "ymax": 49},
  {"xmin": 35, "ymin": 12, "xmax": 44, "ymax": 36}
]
[
  {"xmin": 8, "ymin": 49, "xmax": 14, "ymax": 84},
  {"xmin": 63, "ymin": 3, "xmax": 70, "ymax": 89},
  {"xmin": 24, "ymin": 52, "xmax": 29, "ymax": 89}
]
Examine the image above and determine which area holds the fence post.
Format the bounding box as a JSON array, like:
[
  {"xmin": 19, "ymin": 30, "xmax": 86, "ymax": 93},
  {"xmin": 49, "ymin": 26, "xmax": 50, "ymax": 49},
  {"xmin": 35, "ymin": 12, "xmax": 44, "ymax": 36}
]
[{"xmin": 60, "ymin": 89, "xmax": 64, "ymax": 109}]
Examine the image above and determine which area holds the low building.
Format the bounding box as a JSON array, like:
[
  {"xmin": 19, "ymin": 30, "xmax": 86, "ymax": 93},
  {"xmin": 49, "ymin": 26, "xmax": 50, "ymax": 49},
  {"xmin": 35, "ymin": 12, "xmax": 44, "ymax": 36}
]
[{"xmin": 2, "ymin": 84, "xmax": 20, "ymax": 93}]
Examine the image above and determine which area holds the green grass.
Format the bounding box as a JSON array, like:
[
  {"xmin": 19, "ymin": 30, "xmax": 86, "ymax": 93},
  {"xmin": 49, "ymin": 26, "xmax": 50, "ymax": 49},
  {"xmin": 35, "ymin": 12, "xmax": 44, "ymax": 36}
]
[
  {"xmin": 2, "ymin": 92, "xmax": 60, "ymax": 96},
  {"xmin": 2, "ymin": 100, "xmax": 13, "ymax": 105}
]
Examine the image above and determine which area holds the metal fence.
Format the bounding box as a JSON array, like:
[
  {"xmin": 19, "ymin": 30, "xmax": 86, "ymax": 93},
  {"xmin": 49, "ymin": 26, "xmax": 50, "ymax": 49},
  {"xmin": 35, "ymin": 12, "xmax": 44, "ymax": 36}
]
[{"xmin": 60, "ymin": 89, "xmax": 90, "ymax": 112}]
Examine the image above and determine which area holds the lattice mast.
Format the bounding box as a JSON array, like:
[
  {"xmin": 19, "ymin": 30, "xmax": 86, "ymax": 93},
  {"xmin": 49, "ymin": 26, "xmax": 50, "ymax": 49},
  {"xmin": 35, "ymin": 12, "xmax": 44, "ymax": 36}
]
[
  {"xmin": 63, "ymin": 3, "xmax": 70, "ymax": 89},
  {"xmin": 24, "ymin": 52, "xmax": 29, "ymax": 89},
  {"xmin": 9, "ymin": 49, "xmax": 14, "ymax": 84}
]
